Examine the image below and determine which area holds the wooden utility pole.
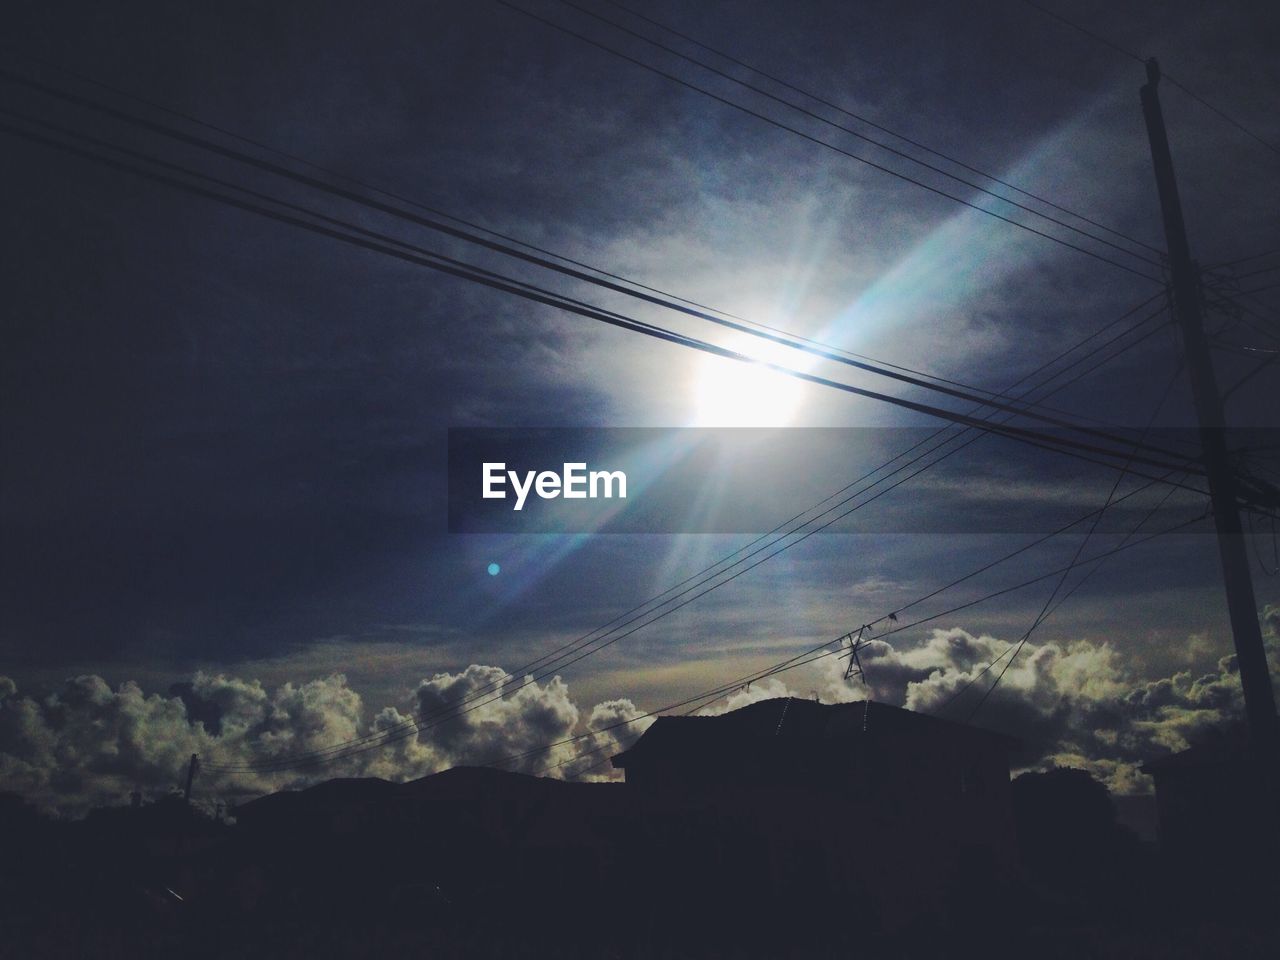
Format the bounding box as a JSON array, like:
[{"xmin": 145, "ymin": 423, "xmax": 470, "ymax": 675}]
[{"xmin": 1139, "ymin": 59, "xmax": 1279, "ymax": 762}]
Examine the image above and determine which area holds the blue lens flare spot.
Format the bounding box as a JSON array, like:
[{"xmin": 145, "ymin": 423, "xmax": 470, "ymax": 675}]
[{"xmin": 487, "ymin": 562, "xmax": 501, "ymax": 576}]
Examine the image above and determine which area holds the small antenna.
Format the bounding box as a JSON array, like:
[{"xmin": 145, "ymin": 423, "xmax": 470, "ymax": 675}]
[{"xmin": 183, "ymin": 753, "xmax": 199, "ymax": 804}]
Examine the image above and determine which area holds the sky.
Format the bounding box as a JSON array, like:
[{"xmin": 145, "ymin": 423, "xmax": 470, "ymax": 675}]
[{"xmin": 1, "ymin": 0, "xmax": 1278, "ymax": 812}]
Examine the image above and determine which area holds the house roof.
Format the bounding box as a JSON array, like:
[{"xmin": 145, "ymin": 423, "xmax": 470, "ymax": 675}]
[
  {"xmin": 611, "ymin": 697, "xmax": 1015, "ymax": 769},
  {"xmin": 234, "ymin": 776, "xmax": 396, "ymax": 820}
]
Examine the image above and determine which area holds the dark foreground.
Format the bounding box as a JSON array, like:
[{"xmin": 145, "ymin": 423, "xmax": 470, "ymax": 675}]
[{"xmin": 1, "ymin": 768, "xmax": 1276, "ymax": 959}]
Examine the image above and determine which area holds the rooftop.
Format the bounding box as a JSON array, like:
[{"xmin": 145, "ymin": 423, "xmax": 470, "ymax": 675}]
[{"xmin": 612, "ymin": 697, "xmax": 1016, "ymax": 769}]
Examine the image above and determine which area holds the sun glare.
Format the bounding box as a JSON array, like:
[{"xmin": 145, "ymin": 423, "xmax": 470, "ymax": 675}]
[{"xmin": 692, "ymin": 340, "xmax": 805, "ymax": 427}]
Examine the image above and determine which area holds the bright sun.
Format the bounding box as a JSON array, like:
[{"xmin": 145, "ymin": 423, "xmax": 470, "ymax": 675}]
[{"xmin": 692, "ymin": 339, "xmax": 805, "ymax": 427}]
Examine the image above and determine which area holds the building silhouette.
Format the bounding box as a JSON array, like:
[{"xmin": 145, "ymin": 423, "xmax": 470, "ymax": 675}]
[
  {"xmin": 1141, "ymin": 729, "xmax": 1279, "ymax": 880},
  {"xmin": 227, "ymin": 698, "xmax": 1021, "ymax": 942},
  {"xmin": 613, "ymin": 698, "xmax": 1019, "ymax": 934}
]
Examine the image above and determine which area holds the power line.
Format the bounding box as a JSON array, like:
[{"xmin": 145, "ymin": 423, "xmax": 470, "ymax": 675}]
[
  {"xmin": 1161, "ymin": 74, "xmax": 1280, "ymax": 162},
  {"xmin": 486, "ymin": 2, "xmax": 1164, "ymax": 282},
  {"xmin": 3, "ymin": 47, "xmax": 744, "ymax": 320},
  {"xmin": 0, "ymin": 79, "xmax": 1198, "ymax": 778},
  {"xmin": 206, "ymin": 452, "xmax": 1198, "ymax": 772},
  {"xmin": 0, "ymin": 50, "xmax": 1134, "ymax": 436},
  {"xmin": 201, "ymin": 312, "xmax": 1198, "ymax": 772},
  {"xmin": 937, "ymin": 473, "xmax": 1186, "ymax": 720},
  {"xmin": 964, "ymin": 360, "xmax": 1185, "ymax": 721},
  {"xmin": 0, "ymin": 81, "xmax": 1162, "ymax": 448},
  {"xmin": 1015, "ymin": 0, "xmax": 1280, "ymax": 160},
  {"xmin": 1209, "ymin": 300, "xmax": 1280, "ymax": 347},
  {"xmin": 203, "ymin": 288, "xmax": 1197, "ymax": 772},
  {"xmin": 2, "ymin": 50, "xmax": 1182, "ymax": 440},
  {"xmin": 0, "ymin": 113, "xmax": 1201, "ymax": 477},
  {"xmin": 200, "ymin": 318, "xmax": 1181, "ymax": 772},
  {"xmin": 1222, "ymin": 352, "xmax": 1280, "ymax": 404},
  {"xmin": 1237, "ymin": 282, "xmax": 1280, "ymax": 298},
  {"xmin": 1228, "ymin": 263, "xmax": 1280, "ymax": 284},
  {"xmin": 0, "ymin": 57, "xmax": 1038, "ymax": 414},
  {"xmin": 1204, "ymin": 249, "xmax": 1280, "ymax": 271},
  {"xmin": 596, "ymin": 0, "xmax": 1161, "ymax": 257},
  {"xmin": 5, "ymin": 112, "xmax": 1217, "ymax": 777},
  {"xmin": 0, "ymin": 75, "xmax": 1177, "ymax": 451},
  {"xmin": 0, "ymin": 79, "xmax": 1214, "ymax": 777},
  {"xmin": 208, "ymin": 380, "xmax": 1187, "ymax": 769},
  {"xmin": 497, "ymin": 507, "xmax": 1208, "ymax": 778},
  {"xmin": 253, "ymin": 505, "xmax": 1209, "ymax": 779},
  {"xmin": 549, "ymin": 0, "xmax": 1162, "ymax": 267},
  {"xmin": 213, "ymin": 455, "xmax": 1222, "ymax": 773},
  {"xmin": 1015, "ymin": 0, "xmax": 1145, "ymax": 63},
  {"xmin": 0, "ymin": 21, "xmax": 1261, "ymax": 793},
  {"xmin": 855, "ymin": 512, "xmax": 1208, "ymax": 651},
  {"xmin": 204, "ymin": 316, "xmax": 1200, "ymax": 773}
]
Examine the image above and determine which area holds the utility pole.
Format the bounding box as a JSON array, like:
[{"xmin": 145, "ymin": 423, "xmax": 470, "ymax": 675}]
[
  {"xmin": 183, "ymin": 753, "xmax": 199, "ymax": 805},
  {"xmin": 1139, "ymin": 59, "xmax": 1278, "ymax": 763}
]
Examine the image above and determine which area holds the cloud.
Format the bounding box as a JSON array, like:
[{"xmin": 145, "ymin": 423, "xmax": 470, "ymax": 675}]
[
  {"xmin": 827, "ymin": 608, "xmax": 1280, "ymax": 793},
  {"xmin": 0, "ymin": 665, "xmax": 648, "ymax": 814},
  {"xmin": 0, "ymin": 674, "xmax": 203, "ymax": 812},
  {"xmin": 601, "ymin": 608, "xmax": 1277, "ymax": 798},
  {"xmin": 706, "ymin": 677, "xmax": 794, "ymax": 715},
  {"xmin": 406, "ymin": 665, "xmax": 580, "ymax": 772},
  {"xmin": 3, "ymin": 606, "xmax": 1276, "ymax": 811},
  {"xmin": 560, "ymin": 699, "xmax": 653, "ymax": 781}
]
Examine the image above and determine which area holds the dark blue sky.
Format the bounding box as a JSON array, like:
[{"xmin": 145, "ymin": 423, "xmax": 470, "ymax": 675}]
[{"xmin": 1, "ymin": 0, "xmax": 1277, "ymax": 807}]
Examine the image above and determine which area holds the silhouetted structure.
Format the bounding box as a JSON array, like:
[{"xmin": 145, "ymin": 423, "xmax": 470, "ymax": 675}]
[
  {"xmin": 613, "ymin": 698, "xmax": 1019, "ymax": 935},
  {"xmin": 227, "ymin": 699, "xmax": 1021, "ymax": 944},
  {"xmin": 1010, "ymin": 768, "xmax": 1149, "ymax": 923},
  {"xmin": 235, "ymin": 775, "xmax": 401, "ymax": 834},
  {"xmin": 614, "ymin": 697, "xmax": 1013, "ymax": 797},
  {"xmin": 1141, "ymin": 730, "xmax": 1280, "ymax": 871},
  {"xmin": 17, "ymin": 703, "xmax": 1280, "ymax": 956}
]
